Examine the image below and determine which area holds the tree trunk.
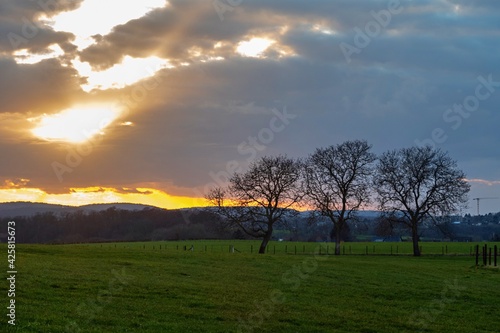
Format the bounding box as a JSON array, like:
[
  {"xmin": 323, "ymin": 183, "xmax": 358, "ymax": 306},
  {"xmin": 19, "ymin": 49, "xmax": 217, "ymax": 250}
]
[
  {"xmin": 412, "ymin": 221, "xmax": 421, "ymax": 257},
  {"xmin": 334, "ymin": 223, "xmax": 341, "ymax": 255},
  {"xmin": 259, "ymin": 231, "xmax": 273, "ymax": 254}
]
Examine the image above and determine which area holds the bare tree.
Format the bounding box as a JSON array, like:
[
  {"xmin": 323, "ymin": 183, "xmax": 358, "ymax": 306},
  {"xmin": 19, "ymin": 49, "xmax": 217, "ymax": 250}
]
[
  {"xmin": 304, "ymin": 140, "xmax": 376, "ymax": 255},
  {"xmin": 207, "ymin": 155, "xmax": 303, "ymax": 254},
  {"xmin": 374, "ymin": 146, "xmax": 470, "ymax": 256}
]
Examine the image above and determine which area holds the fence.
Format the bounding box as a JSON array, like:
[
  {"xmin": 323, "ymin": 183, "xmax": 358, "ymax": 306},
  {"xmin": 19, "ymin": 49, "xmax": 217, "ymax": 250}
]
[
  {"xmin": 89, "ymin": 241, "xmax": 499, "ymax": 257},
  {"xmin": 474, "ymin": 244, "xmax": 498, "ymax": 267}
]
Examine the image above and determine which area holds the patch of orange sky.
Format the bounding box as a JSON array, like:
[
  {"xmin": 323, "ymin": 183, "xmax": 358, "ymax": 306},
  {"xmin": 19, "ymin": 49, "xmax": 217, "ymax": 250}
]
[{"xmin": 0, "ymin": 186, "xmax": 208, "ymax": 210}]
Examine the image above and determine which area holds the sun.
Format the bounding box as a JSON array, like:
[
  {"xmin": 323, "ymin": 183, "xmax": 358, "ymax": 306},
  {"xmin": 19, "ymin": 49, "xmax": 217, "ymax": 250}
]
[
  {"xmin": 31, "ymin": 105, "xmax": 120, "ymax": 143},
  {"xmin": 236, "ymin": 38, "xmax": 274, "ymax": 58}
]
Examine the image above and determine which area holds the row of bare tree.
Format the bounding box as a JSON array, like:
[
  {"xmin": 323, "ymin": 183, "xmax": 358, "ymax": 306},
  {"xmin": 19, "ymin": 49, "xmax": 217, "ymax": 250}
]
[{"xmin": 207, "ymin": 141, "xmax": 471, "ymax": 256}]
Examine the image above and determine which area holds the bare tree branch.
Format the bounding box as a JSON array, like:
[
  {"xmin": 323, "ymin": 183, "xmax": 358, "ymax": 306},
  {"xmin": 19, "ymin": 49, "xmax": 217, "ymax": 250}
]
[
  {"xmin": 374, "ymin": 145, "xmax": 470, "ymax": 256},
  {"xmin": 206, "ymin": 155, "xmax": 303, "ymax": 253},
  {"xmin": 303, "ymin": 140, "xmax": 376, "ymax": 255}
]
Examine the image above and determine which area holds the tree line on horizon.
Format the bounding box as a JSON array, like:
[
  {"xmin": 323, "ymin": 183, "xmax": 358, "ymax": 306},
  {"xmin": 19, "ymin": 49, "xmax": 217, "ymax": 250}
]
[
  {"xmin": 0, "ymin": 141, "xmax": 476, "ymax": 254},
  {"xmin": 208, "ymin": 140, "xmax": 471, "ymax": 256}
]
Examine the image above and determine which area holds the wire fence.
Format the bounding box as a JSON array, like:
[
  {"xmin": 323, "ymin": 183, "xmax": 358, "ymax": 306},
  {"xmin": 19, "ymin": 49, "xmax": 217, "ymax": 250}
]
[{"xmin": 86, "ymin": 240, "xmax": 500, "ymax": 257}]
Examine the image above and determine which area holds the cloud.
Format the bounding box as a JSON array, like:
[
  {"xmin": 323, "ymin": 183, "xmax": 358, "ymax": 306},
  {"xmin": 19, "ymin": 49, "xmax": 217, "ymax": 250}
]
[
  {"xmin": 2, "ymin": 178, "xmax": 31, "ymax": 188},
  {"xmin": 0, "ymin": 0, "xmax": 82, "ymax": 53},
  {"xmin": 0, "ymin": 0, "xmax": 500, "ymax": 214},
  {"xmin": 466, "ymin": 179, "xmax": 500, "ymax": 187},
  {"xmin": 0, "ymin": 57, "xmax": 84, "ymax": 114}
]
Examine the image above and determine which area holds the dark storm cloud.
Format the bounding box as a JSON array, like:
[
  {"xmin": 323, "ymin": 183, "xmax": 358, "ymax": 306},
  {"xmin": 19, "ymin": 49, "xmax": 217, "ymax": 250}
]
[
  {"xmin": 0, "ymin": 0, "xmax": 82, "ymax": 53},
  {"xmin": 79, "ymin": 0, "xmax": 257, "ymax": 70},
  {"xmin": 0, "ymin": 57, "xmax": 83, "ymax": 114}
]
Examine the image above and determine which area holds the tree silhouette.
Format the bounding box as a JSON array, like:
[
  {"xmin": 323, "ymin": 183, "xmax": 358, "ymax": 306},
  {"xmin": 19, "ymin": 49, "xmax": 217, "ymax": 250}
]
[
  {"xmin": 303, "ymin": 140, "xmax": 375, "ymax": 254},
  {"xmin": 374, "ymin": 146, "xmax": 470, "ymax": 256},
  {"xmin": 207, "ymin": 155, "xmax": 303, "ymax": 254}
]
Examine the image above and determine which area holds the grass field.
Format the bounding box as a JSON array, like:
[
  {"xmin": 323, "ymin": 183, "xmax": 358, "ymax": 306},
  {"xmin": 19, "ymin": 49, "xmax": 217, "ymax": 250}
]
[{"xmin": 2, "ymin": 241, "xmax": 499, "ymax": 332}]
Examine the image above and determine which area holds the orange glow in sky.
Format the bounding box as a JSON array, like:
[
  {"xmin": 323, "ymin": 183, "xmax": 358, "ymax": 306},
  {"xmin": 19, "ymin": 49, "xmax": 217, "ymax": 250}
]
[{"xmin": 0, "ymin": 187, "xmax": 208, "ymax": 210}]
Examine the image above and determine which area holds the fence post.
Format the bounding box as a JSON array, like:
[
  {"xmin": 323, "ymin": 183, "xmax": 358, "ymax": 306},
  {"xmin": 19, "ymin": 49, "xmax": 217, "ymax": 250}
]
[
  {"xmin": 475, "ymin": 245, "xmax": 479, "ymax": 266},
  {"xmin": 251, "ymin": 245, "xmax": 253, "ymax": 253},
  {"xmin": 483, "ymin": 245, "xmax": 487, "ymax": 266},
  {"xmin": 489, "ymin": 247, "xmax": 492, "ymax": 266},
  {"xmin": 494, "ymin": 245, "xmax": 498, "ymax": 267},
  {"xmin": 303, "ymin": 245, "xmax": 305, "ymax": 253},
  {"xmin": 391, "ymin": 245, "xmax": 393, "ymax": 256}
]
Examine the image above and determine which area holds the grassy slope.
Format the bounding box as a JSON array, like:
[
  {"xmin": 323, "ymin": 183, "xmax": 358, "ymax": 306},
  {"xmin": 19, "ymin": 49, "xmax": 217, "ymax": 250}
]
[{"xmin": 2, "ymin": 242, "xmax": 499, "ymax": 333}]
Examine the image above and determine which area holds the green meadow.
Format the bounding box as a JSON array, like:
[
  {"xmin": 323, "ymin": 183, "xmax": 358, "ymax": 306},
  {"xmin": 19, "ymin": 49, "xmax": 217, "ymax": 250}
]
[{"xmin": 2, "ymin": 241, "xmax": 499, "ymax": 332}]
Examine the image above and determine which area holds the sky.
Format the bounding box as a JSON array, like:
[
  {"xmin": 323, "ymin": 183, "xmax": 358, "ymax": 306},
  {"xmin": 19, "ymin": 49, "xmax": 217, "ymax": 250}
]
[{"xmin": 0, "ymin": 0, "xmax": 499, "ymax": 215}]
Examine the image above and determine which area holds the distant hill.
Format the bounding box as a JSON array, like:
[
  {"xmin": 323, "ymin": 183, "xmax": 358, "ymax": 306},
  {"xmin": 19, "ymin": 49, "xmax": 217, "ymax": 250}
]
[{"xmin": 0, "ymin": 202, "xmax": 162, "ymax": 218}]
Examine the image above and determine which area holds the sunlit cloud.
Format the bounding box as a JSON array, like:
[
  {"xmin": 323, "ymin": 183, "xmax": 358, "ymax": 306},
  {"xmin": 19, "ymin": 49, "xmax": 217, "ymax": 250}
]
[
  {"xmin": 3, "ymin": 179, "xmax": 31, "ymax": 188},
  {"xmin": 466, "ymin": 178, "xmax": 500, "ymax": 186},
  {"xmin": 13, "ymin": 44, "xmax": 65, "ymax": 64},
  {"xmin": 311, "ymin": 24, "xmax": 336, "ymax": 35},
  {"xmin": 31, "ymin": 104, "xmax": 119, "ymax": 143},
  {"xmin": 72, "ymin": 56, "xmax": 172, "ymax": 92},
  {"xmin": 49, "ymin": 0, "xmax": 167, "ymax": 50},
  {"xmin": 236, "ymin": 38, "xmax": 275, "ymax": 58}
]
